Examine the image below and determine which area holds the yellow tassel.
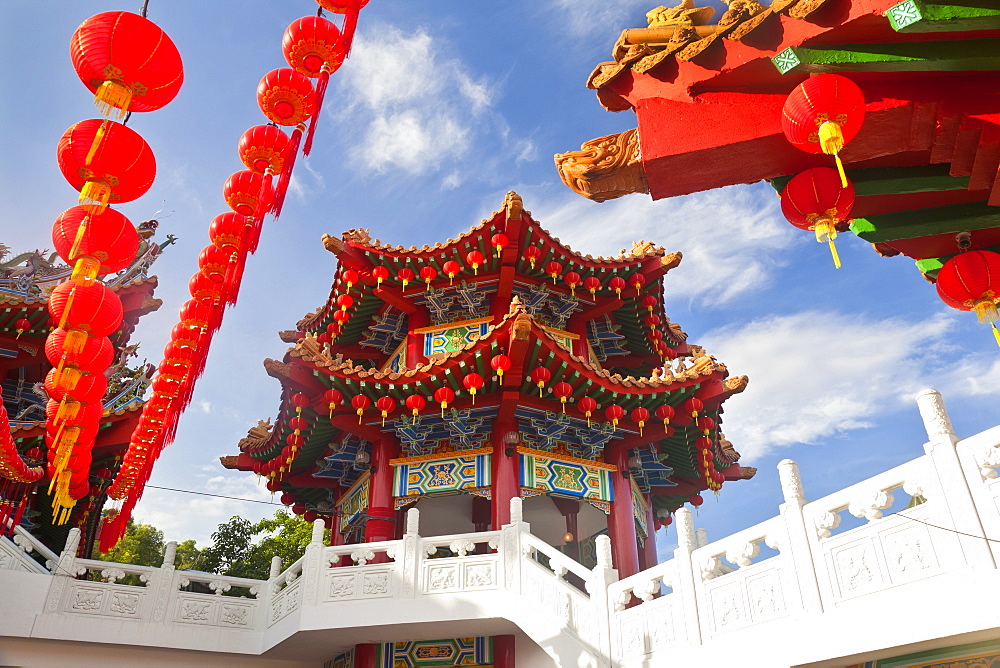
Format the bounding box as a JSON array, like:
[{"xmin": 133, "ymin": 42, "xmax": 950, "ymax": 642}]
[
  {"xmin": 972, "ymin": 300, "xmax": 999, "ymax": 325},
  {"xmin": 68, "ymin": 216, "xmax": 91, "ymax": 262},
  {"xmin": 79, "ymin": 180, "xmax": 112, "ymax": 215},
  {"xmin": 827, "ymin": 237, "xmax": 842, "ymax": 269},
  {"xmin": 57, "ymin": 283, "xmax": 78, "ymax": 331},
  {"xmin": 834, "ymin": 153, "xmax": 848, "ymax": 188},
  {"xmin": 57, "ymin": 399, "xmax": 82, "ymax": 422},
  {"xmin": 94, "ymin": 81, "xmax": 132, "ymax": 120},
  {"xmin": 84, "ymin": 119, "xmax": 110, "ymax": 166},
  {"xmin": 815, "ymin": 221, "xmax": 842, "ymax": 269},
  {"xmin": 993, "ymin": 323, "xmax": 1000, "ymax": 348},
  {"xmin": 71, "ymin": 257, "xmax": 101, "ymax": 286},
  {"xmin": 63, "ymin": 330, "xmax": 88, "ymax": 354},
  {"xmin": 55, "ymin": 367, "xmax": 83, "ymax": 391}
]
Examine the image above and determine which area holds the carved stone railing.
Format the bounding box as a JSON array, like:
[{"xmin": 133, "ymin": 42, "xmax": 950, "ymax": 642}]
[{"xmin": 0, "ymin": 519, "xmax": 58, "ymax": 574}]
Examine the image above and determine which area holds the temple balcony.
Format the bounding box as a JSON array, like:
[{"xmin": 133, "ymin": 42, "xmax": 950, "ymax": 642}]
[{"xmin": 2, "ymin": 389, "xmax": 999, "ymax": 667}]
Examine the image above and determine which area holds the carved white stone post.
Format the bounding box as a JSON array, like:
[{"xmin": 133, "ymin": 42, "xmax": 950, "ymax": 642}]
[
  {"xmin": 399, "ymin": 507, "xmax": 421, "ymax": 598},
  {"xmin": 269, "ymin": 556, "xmax": 283, "ymax": 579},
  {"xmin": 301, "ymin": 519, "xmax": 327, "ymax": 606},
  {"xmin": 587, "ymin": 534, "xmax": 616, "ymax": 665},
  {"xmin": 150, "ymin": 541, "xmax": 178, "ymax": 623},
  {"xmin": 500, "ymin": 497, "xmax": 529, "ymax": 595},
  {"xmin": 775, "ymin": 459, "xmax": 825, "ymax": 615},
  {"xmin": 672, "ymin": 508, "xmax": 702, "ymax": 646},
  {"xmin": 915, "ymin": 389, "xmax": 995, "ymax": 568},
  {"xmin": 44, "ymin": 528, "xmax": 81, "ymax": 614}
]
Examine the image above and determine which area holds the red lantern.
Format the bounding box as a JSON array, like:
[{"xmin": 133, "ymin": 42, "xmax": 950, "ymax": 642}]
[
  {"xmin": 609, "ymin": 276, "xmax": 626, "ymax": 297},
  {"xmin": 372, "ymin": 266, "xmax": 390, "ymax": 287},
  {"xmin": 398, "ymin": 268, "xmax": 415, "ymax": 289},
  {"xmin": 491, "ymin": 233, "xmax": 508, "ymax": 258},
  {"xmin": 463, "ymin": 373, "xmax": 484, "ymax": 404},
  {"xmin": 490, "ymin": 354, "xmax": 511, "ymax": 379},
  {"xmin": 337, "ymin": 294, "xmax": 354, "ymax": 311},
  {"xmin": 351, "ymin": 394, "xmax": 370, "ymax": 423},
  {"xmin": 333, "ymin": 310, "xmax": 350, "ymax": 324},
  {"xmin": 684, "ymin": 397, "xmax": 703, "ymax": 418},
  {"xmin": 531, "ymin": 366, "xmax": 551, "ymax": 398},
  {"xmin": 405, "ymin": 394, "xmax": 426, "ymax": 417},
  {"xmin": 936, "ymin": 250, "xmax": 1000, "ymax": 345},
  {"xmin": 257, "ymin": 68, "xmax": 316, "ymax": 127},
  {"xmin": 524, "ymin": 246, "xmax": 541, "ymax": 270},
  {"xmin": 433, "ymin": 387, "xmax": 455, "ymax": 416},
  {"xmin": 341, "ymin": 270, "xmax": 359, "ymax": 288},
  {"xmin": 46, "ymin": 367, "xmax": 107, "ymax": 404},
  {"xmin": 316, "ymin": 0, "xmax": 371, "ymax": 12},
  {"xmin": 14, "ymin": 318, "xmax": 31, "ymax": 338},
  {"xmin": 198, "ymin": 245, "xmax": 232, "ymax": 283},
  {"xmin": 179, "ymin": 299, "xmax": 213, "ymax": 331},
  {"xmin": 697, "ymin": 416, "xmax": 716, "ymax": 435},
  {"xmin": 689, "ymin": 494, "xmax": 704, "ymax": 508},
  {"xmin": 70, "ymin": 11, "xmax": 184, "ymax": 117},
  {"xmin": 545, "ymin": 261, "xmax": 563, "ymax": 284},
  {"xmin": 208, "ymin": 213, "xmax": 248, "ymax": 256},
  {"xmin": 238, "ymin": 125, "xmax": 289, "ymax": 175},
  {"xmin": 553, "ymin": 381, "xmax": 573, "ymax": 412},
  {"xmin": 466, "ymin": 250, "xmax": 485, "ymax": 275},
  {"xmin": 375, "ymin": 396, "xmax": 396, "ymax": 425},
  {"xmin": 655, "ymin": 404, "xmax": 675, "ymax": 427},
  {"xmin": 564, "ymin": 271, "xmax": 581, "ymax": 295},
  {"xmin": 280, "ymin": 492, "xmax": 295, "ymax": 506},
  {"xmin": 324, "ymin": 388, "xmax": 343, "ymax": 418},
  {"xmin": 48, "ymin": 280, "xmax": 123, "ymax": 337},
  {"xmin": 291, "ymin": 393, "xmax": 310, "ymax": 409},
  {"xmin": 171, "ymin": 323, "xmax": 202, "ymax": 350},
  {"xmin": 45, "ymin": 329, "xmax": 113, "ymax": 375},
  {"xmin": 52, "ymin": 206, "xmax": 138, "ymax": 274},
  {"xmin": 443, "ymin": 260, "xmax": 461, "ymax": 284},
  {"xmin": 782, "ymin": 74, "xmax": 866, "ymax": 186},
  {"xmin": 584, "ymin": 276, "xmax": 601, "ymax": 296},
  {"xmin": 781, "ymin": 167, "xmax": 855, "ymax": 269},
  {"xmin": 641, "ymin": 295, "xmax": 657, "ymax": 312},
  {"xmin": 283, "ymin": 16, "xmax": 344, "ymax": 78},
  {"xmin": 605, "ymin": 404, "xmax": 624, "ymax": 430},
  {"xmin": 57, "ymin": 119, "xmax": 156, "ymax": 213},
  {"xmin": 224, "ymin": 170, "xmax": 271, "ymax": 217},
  {"xmin": 420, "ymin": 266, "xmax": 438, "ymax": 289},
  {"xmin": 630, "ymin": 273, "xmax": 646, "ymax": 295},
  {"xmin": 577, "ymin": 396, "xmax": 597, "ymax": 426},
  {"xmin": 631, "ymin": 407, "xmax": 650, "ymax": 436}
]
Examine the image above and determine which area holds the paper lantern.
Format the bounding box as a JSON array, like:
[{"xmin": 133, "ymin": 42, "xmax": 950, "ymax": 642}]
[
  {"xmin": 223, "ymin": 170, "xmax": 271, "ymax": 217},
  {"xmin": 405, "ymin": 394, "xmax": 426, "ymax": 417},
  {"xmin": 545, "ymin": 261, "xmax": 562, "ymax": 284},
  {"xmin": 372, "ymin": 266, "xmax": 389, "ymax": 286},
  {"xmin": 45, "ymin": 329, "xmax": 113, "ymax": 375},
  {"xmin": 781, "ymin": 167, "xmax": 855, "ymax": 269},
  {"xmin": 584, "ymin": 276, "xmax": 600, "ymax": 296},
  {"xmin": 351, "ymin": 394, "xmax": 370, "ymax": 423},
  {"xmin": 655, "ymin": 404, "xmax": 675, "ymax": 427},
  {"xmin": 70, "ymin": 11, "xmax": 184, "ymax": 117},
  {"xmin": 443, "ymin": 260, "xmax": 461, "ymax": 284},
  {"xmin": 341, "ymin": 269, "xmax": 359, "ymax": 288},
  {"xmin": 316, "ymin": 0, "xmax": 371, "ymax": 13},
  {"xmin": 198, "ymin": 245, "xmax": 232, "ymax": 283},
  {"xmin": 782, "ymin": 74, "xmax": 866, "ymax": 186},
  {"xmin": 257, "ymin": 68, "xmax": 316, "ymax": 127},
  {"xmin": 48, "ymin": 280, "xmax": 123, "ymax": 337},
  {"xmin": 553, "ymin": 381, "xmax": 573, "ymax": 412},
  {"xmin": 189, "ymin": 271, "xmax": 226, "ymax": 304},
  {"xmin": 531, "ymin": 366, "xmax": 551, "ymax": 398},
  {"xmin": 337, "ymin": 294, "xmax": 354, "ymax": 311},
  {"xmin": 208, "ymin": 212, "xmax": 249, "ymax": 254},
  {"xmin": 564, "ymin": 271, "xmax": 581, "ymax": 294},
  {"xmin": 491, "ymin": 233, "xmax": 508, "ymax": 258},
  {"xmin": 14, "ymin": 318, "xmax": 31, "ymax": 337},
  {"xmin": 577, "ymin": 396, "xmax": 597, "ymax": 426},
  {"xmin": 631, "ymin": 407, "xmax": 650, "ymax": 436},
  {"xmin": 462, "ymin": 373, "xmax": 484, "ymax": 404},
  {"xmin": 323, "ymin": 388, "xmax": 343, "ymax": 418},
  {"xmin": 490, "ymin": 354, "xmax": 511, "ymax": 379},
  {"xmin": 375, "ymin": 396, "xmax": 395, "ymax": 425},
  {"xmin": 605, "ymin": 404, "xmax": 624, "ymax": 430},
  {"xmin": 641, "ymin": 295, "xmax": 657, "ymax": 312},
  {"xmin": 178, "ymin": 299, "xmax": 213, "ymax": 330},
  {"xmin": 630, "ymin": 273, "xmax": 646, "ymax": 295},
  {"xmin": 524, "ymin": 246, "xmax": 541, "ymax": 270},
  {"xmin": 420, "ymin": 266, "xmax": 437, "ymax": 289},
  {"xmin": 609, "ymin": 276, "xmax": 626, "ymax": 297},
  {"xmin": 936, "ymin": 250, "xmax": 1000, "ymax": 344},
  {"xmin": 433, "ymin": 387, "xmax": 455, "ymax": 416},
  {"xmin": 466, "ymin": 250, "xmax": 484, "ymax": 275},
  {"xmin": 57, "ymin": 119, "xmax": 156, "ymax": 213},
  {"xmin": 689, "ymin": 494, "xmax": 704, "ymax": 507},
  {"xmin": 239, "ymin": 125, "xmax": 289, "ymax": 175},
  {"xmin": 398, "ymin": 268, "xmax": 414, "ymax": 288},
  {"xmin": 684, "ymin": 397, "xmax": 703, "ymax": 418},
  {"xmin": 283, "ymin": 16, "xmax": 344, "ymax": 77},
  {"xmin": 52, "ymin": 206, "xmax": 138, "ymax": 274}
]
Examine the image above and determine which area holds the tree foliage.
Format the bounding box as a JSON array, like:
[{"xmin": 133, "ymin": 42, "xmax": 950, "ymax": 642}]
[{"xmin": 92, "ymin": 519, "xmax": 166, "ymax": 567}]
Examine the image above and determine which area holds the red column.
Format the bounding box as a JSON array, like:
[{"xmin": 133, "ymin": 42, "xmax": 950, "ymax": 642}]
[
  {"xmin": 354, "ymin": 643, "xmax": 376, "ymax": 668},
  {"xmin": 365, "ymin": 433, "xmax": 400, "ymax": 543},
  {"xmin": 638, "ymin": 492, "xmax": 658, "ymax": 572},
  {"xmin": 491, "ymin": 413, "xmax": 520, "ymax": 529},
  {"xmin": 494, "ymin": 634, "xmax": 515, "ymax": 668},
  {"xmin": 606, "ymin": 444, "xmax": 640, "ymax": 579},
  {"xmin": 406, "ymin": 308, "xmax": 429, "ymax": 370}
]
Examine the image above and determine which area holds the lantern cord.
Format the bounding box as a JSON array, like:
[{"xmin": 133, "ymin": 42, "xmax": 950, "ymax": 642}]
[{"xmin": 139, "ymin": 0, "xmax": 149, "ymax": 18}]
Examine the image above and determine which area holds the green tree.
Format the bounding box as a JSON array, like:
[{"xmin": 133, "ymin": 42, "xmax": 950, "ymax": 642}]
[
  {"xmin": 93, "ymin": 519, "xmax": 165, "ymax": 566},
  {"xmin": 200, "ymin": 510, "xmax": 319, "ymax": 580}
]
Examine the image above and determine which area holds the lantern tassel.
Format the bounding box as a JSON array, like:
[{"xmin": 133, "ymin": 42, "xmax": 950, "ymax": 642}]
[
  {"xmin": 834, "ymin": 154, "xmax": 848, "ymax": 188},
  {"xmin": 340, "ymin": 1, "xmax": 363, "ymax": 58},
  {"xmin": 303, "ymin": 69, "xmax": 330, "ymax": 157},
  {"xmin": 993, "ymin": 322, "xmax": 1000, "ymax": 348},
  {"xmin": 271, "ymin": 124, "xmax": 304, "ymax": 219},
  {"xmin": 827, "ymin": 237, "xmax": 842, "ymax": 269},
  {"xmin": 84, "ymin": 119, "xmax": 111, "ymax": 166},
  {"xmin": 94, "ymin": 81, "xmax": 132, "ymax": 120}
]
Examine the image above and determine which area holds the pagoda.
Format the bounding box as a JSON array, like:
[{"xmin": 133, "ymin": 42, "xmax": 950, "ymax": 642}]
[
  {"xmin": 0, "ymin": 225, "xmax": 167, "ymax": 555},
  {"xmin": 225, "ymin": 191, "xmax": 751, "ymax": 591},
  {"xmin": 555, "ymin": 0, "xmax": 1000, "ymax": 283}
]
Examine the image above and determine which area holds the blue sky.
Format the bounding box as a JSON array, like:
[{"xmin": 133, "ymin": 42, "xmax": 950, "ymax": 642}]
[{"xmin": 2, "ymin": 1, "xmax": 998, "ymax": 559}]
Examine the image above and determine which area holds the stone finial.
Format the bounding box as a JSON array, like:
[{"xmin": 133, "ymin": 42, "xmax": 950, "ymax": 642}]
[
  {"xmin": 916, "ymin": 389, "xmax": 955, "ymax": 440},
  {"xmin": 162, "ymin": 541, "xmax": 177, "ymax": 568},
  {"xmin": 61, "ymin": 528, "xmax": 82, "ymax": 562},
  {"xmin": 311, "ymin": 519, "xmax": 326, "ymax": 545},
  {"xmin": 406, "ymin": 507, "xmax": 420, "ymax": 535},
  {"xmin": 509, "ymin": 496, "xmax": 523, "ymax": 524},
  {"xmin": 777, "ymin": 459, "xmax": 805, "ymax": 502},
  {"xmin": 695, "ymin": 528, "xmax": 709, "ymax": 548},
  {"xmin": 270, "ymin": 556, "xmax": 283, "ymax": 579},
  {"xmin": 596, "ymin": 535, "xmax": 613, "ymax": 569},
  {"xmin": 675, "ymin": 508, "xmax": 695, "ymax": 548}
]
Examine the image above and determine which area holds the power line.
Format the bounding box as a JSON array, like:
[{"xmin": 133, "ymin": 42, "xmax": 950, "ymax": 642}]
[{"xmin": 145, "ymin": 484, "xmax": 280, "ymax": 506}]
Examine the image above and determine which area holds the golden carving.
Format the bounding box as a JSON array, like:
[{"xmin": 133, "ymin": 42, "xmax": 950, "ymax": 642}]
[
  {"xmin": 218, "ymin": 455, "xmax": 239, "ymax": 469},
  {"xmin": 739, "ymin": 466, "xmax": 758, "ymax": 479},
  {"xmin": 263, "ymin": 358, "xmax": 290, "ymax": 380},
  {"xmin": 139, "ymin": 297, "xmax": 162, "ymax": 314},
  {"xmin": 554, "ymin": 128, "xmax": 649, "ymax": 203},
  {"xmin": 321, "ymin": 233, "xmax": 344, "ymax": 255},
  {"xmin": 278, "ymin": 330, "xmax": 299, "ymax": 343},
  {"xmin": 646, "ymin": 1, "xmax": 716, "ymax": 28},
  {"xmin": 344, "ymin": 227, "xmax": 372, "ymax": 244},
  {"xmin": 661, "ymin": 251, "xmax": 683, "ymax": 273},
  {"xmin": 505, "ymin": 191, "xmax": 523, "ymax": 222},
  {"xmin": 238, "ymin": 418, "xmax": 273, "ymax": 453},
  {"xmin": 512, "ymin": 312, "xmax": 532, "ymax": 341},
  {"xmin": 724, "ymin": 375, "xmax": 749, "ymax": 395}
]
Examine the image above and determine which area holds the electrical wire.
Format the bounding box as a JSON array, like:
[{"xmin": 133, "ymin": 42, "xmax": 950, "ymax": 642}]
[{"xmin": 145, "ymin": 484, "xmax": 280, "ymax": 506}]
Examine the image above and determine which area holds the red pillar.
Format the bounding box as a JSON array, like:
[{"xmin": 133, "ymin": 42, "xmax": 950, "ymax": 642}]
[
  {"xmin": 638, "ymin": 492, "xmax": 658, "ymax": 572},
  {"xmin": 406, "ymin": 308, "xmax": 429, "ymax": 370},
  {"xmin": 354, "ymin": 642, "xmax": 376, "ymax": 668},
  {"xmin": 494, "ymin": 634, "xmax": 515, "ymax": 668},
  {"xmin": 491, "ymin": 412, "xmax": 520, "ymax": 529},
  {"xmin": 606, "ymin": 444, "xmax": 640, "ymax": 579},
  {"xmin": 365, "ymin": 433, "xmax": 400, "ymax": 543}
]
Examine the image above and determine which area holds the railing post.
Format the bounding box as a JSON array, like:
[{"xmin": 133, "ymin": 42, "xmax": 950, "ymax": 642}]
[
  {"xmin": 43, "ymin": 528, "xmax": 81, "ymax": 614},
  {"xmin": 672, "ymin": 508, "xmax": 702, "ymax": 646},
  {"xmin": 301, "ymin": 519, "xmax": 327, "ymax": 606},
  {"xmin": 150, "ymin": 541, "xmax": 178, "ymax": 623},
  {"xmin": 269, "ymin": 556, "xmax": 283, "ymax": 579},
  {"xmin": 398, "ymin": 507, "xmax": 421, "ymax": 598},
  {"xmin": 589, "ymin": 534, "xmax": 616, "ymax": 665},
  {"xmin": 500, "ymin": 497, "xmax": 529, "ymax": 595},
  {"xmin": 916, "ymin": 389, "xmax": 995, "ymax": 568},
  {"xmin": 776, "ymin": 459, "xmax": 824, "ymax": 614}
]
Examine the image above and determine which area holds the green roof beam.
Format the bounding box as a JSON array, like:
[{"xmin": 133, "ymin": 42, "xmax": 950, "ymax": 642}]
[
  {"xmin": 772, "ymin": 38, "xmax": 1000, "ymax": 75},
  {"xmin": 850, "ymin": 202, "xmax": 1000, "ymax": 243},
  {"xmin": 887, "ymin": 0, "xmax": 1000, "ymax": 33}
]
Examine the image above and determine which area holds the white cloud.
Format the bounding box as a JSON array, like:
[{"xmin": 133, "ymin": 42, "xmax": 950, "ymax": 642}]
[
  {"xmin": 549, "ymin": 0, "xmax": 651, "ymax": 36},
  {"xmin": 359, "ymin": 111, "xmax": 469, "ymax": 174},
  {"xmin": 697, "ymin": 310, "xmax": 986, "ymax": 462},
  {"xmin": 535, "ymin": 185, "xmax": 796, "ymax": 307},
  {"xmin": 197, "ymin": 400, "xmax": 212, "ymax": 414}
]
